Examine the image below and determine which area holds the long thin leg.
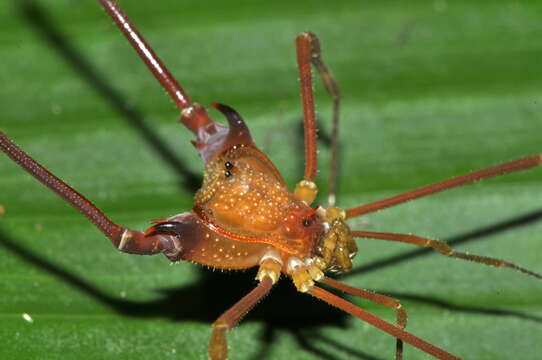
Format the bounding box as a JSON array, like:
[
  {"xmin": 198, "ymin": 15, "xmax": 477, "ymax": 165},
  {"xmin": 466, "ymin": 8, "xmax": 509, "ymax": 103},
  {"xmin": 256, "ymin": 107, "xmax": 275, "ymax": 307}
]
[
  {"xmin": 345, "ymin": 155, "xmax": 542, "ymax": 219},
  {"xmin": 0, "ymin": 132, "xmax": 176, "ymax": 256},
  {"xmin": 98, "ymin": 0, "xmax": 213, "ymax": 134},
  {"xmin": 352, "ymin": 230, "xmax": 542, "ymax": 279},
  {"xmin": 308, "ymin": 286, "xmax": 461, "ymax": 360},
  {"xmin": 98, "ymin": 0, "xmax": 191, "ymax": 110},
  {"xmin": 304, "ymin": 33, "xmax": 342, "ymax": 207},
  {"xmin": 209, "ymin": 277, "xmax": 274, "ymax": 360},
  {"xmin": 296, "ymin": 32, "xmax": 318, "ymax": 182},
  {"xmin": 321, "ymin": 277, "xmax": 406, "ymax": 360}
]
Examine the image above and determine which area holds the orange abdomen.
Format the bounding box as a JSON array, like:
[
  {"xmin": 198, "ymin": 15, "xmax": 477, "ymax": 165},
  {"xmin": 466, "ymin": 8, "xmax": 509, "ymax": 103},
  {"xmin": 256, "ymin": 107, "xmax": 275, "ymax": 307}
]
[
  {"xmin": 162, "ymin": 212, "xmax": 272, "ymax": 269},
  {"xmin": 194, "ymin": 145, "xmax": 323, "ymax": 258}
]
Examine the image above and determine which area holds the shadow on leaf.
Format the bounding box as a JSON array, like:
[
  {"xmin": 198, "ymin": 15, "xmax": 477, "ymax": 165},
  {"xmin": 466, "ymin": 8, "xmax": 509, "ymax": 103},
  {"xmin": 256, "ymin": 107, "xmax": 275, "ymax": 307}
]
[{"xmin": 1, "ymin": 206, "xmax": 541, "ymax": 360}]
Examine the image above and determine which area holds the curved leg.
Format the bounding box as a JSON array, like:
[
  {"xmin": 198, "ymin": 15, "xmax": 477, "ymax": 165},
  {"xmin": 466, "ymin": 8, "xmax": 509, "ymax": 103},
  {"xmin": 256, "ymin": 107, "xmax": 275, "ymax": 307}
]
[
  {"xmin": 209, "ymin": 277, "xmax": 274, "ymax": 360},
  {"xmin": 345, "ymin": 155, "xmax": 542, "ymax": 219},
  {"xmin": 295, "ymin": 32, "xmax": 342, "ymax": 206},
  {"xmin": 308, "ymin": 286, "xmax": 461, "ymax": 360},
  {"xmin": 303, "ymin": 33, "xmax": 342, "ymax": 207},
  {"xmin": 296, "ymin": 32, "xmax": 318, "ymax": 183},
  {"xmin": 321, "ymin": 277, "xmax": 407, "ymax": 360},
  {"xmin": 0, "ymin": 131, "xmax": 177, "ymax": 257},
  {"xmin": 352, "ymin": 230, "xmax": 542, "ymax": 279}
]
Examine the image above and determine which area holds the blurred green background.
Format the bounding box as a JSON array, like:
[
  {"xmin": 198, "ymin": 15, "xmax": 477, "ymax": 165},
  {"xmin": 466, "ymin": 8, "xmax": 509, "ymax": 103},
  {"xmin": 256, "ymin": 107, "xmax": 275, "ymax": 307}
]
[{"xmin": 0, "ymin": 0, "xmax": 541, "ymax": 359}]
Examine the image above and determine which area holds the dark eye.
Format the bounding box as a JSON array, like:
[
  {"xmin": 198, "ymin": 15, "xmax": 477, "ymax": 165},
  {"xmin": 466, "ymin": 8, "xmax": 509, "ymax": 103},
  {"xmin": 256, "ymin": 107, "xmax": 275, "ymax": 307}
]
[
  {"xmin": 225, "ymin": 170, "xmax": 232, "ymax": 178},
  {"xmin": 225, "ymin": 161, "xmax": 233, "ymax": 169},
  {"xmin": 302, "ymin": 219, "xmax": 311, "ymax": 227}
]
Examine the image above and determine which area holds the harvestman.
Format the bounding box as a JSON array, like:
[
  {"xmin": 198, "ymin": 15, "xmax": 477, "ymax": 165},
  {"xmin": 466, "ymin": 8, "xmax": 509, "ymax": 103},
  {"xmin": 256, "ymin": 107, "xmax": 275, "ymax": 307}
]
[{"xmin": 1, "ymin": 1, "xmax": 541, "ymax": 359}]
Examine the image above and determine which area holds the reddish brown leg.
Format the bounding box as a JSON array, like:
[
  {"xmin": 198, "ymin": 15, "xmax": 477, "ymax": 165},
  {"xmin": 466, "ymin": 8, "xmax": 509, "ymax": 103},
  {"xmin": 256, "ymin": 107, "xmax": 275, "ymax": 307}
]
[
  {"xmin": 0, "ymin": 132, "xmax": 178, "ymax": 257},
  {"xmin": 321, "ymin": 277, "xmax": 407, "ymax": 360},
  {"xmin": 98, "ymin": 0, "xmax": 190, "ymax": 110},
  {"xmin": 308, "ymin": 286, "xmax": 461, "ymax": 360},
  {"xmin": 209, "ymin": 277, "xmax": 274, "ymax": 360},
  {"xmin": 345, "ymin": 155, "xmax": 542, "ymax": 219},
  {"xmin": 296, "ymin": 32, "xmax": 318, "ymax": 182},
  {"xmin": 352, "ymin": 230, "xmax": 542, "ymax": 279},
  {"xmin": 304, "ymin": 33, "xmax": 342, "ymax": 206},
  {"xmin": 98, "ymin": 0, "xmax": 213, "ymax": 134}
]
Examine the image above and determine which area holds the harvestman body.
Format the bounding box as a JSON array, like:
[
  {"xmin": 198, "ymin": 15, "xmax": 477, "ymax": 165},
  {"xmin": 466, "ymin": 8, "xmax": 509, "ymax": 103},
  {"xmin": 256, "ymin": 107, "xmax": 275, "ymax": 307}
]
[{"xmin": 1, "ymin": 1, "xmax": 541, "ymax": 359}]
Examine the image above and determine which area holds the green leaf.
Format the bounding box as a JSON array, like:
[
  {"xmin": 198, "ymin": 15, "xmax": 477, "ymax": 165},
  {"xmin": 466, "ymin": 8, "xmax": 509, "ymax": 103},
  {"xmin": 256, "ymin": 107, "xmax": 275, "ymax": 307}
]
[{"xmin": 0, "ymin": 0, "xmax": 541, "ymax": 359}]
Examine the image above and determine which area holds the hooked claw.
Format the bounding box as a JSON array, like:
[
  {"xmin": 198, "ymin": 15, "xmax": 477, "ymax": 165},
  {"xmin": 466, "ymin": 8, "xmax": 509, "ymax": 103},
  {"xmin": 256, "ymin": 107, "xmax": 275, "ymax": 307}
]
[
  {"xmin": 144, "ymin": 221, "xmax": 184, "ymax": 237},
  {"xmin": 182, "ymin": 103, "xmax": 255, "ymax": 164}
]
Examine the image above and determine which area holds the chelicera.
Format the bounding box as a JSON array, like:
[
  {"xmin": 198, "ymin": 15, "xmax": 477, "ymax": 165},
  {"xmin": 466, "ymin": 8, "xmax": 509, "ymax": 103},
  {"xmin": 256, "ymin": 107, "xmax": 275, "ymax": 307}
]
[{"xmin": 0, "ymin": 1, "xmax": 541, "ymax": 359}]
